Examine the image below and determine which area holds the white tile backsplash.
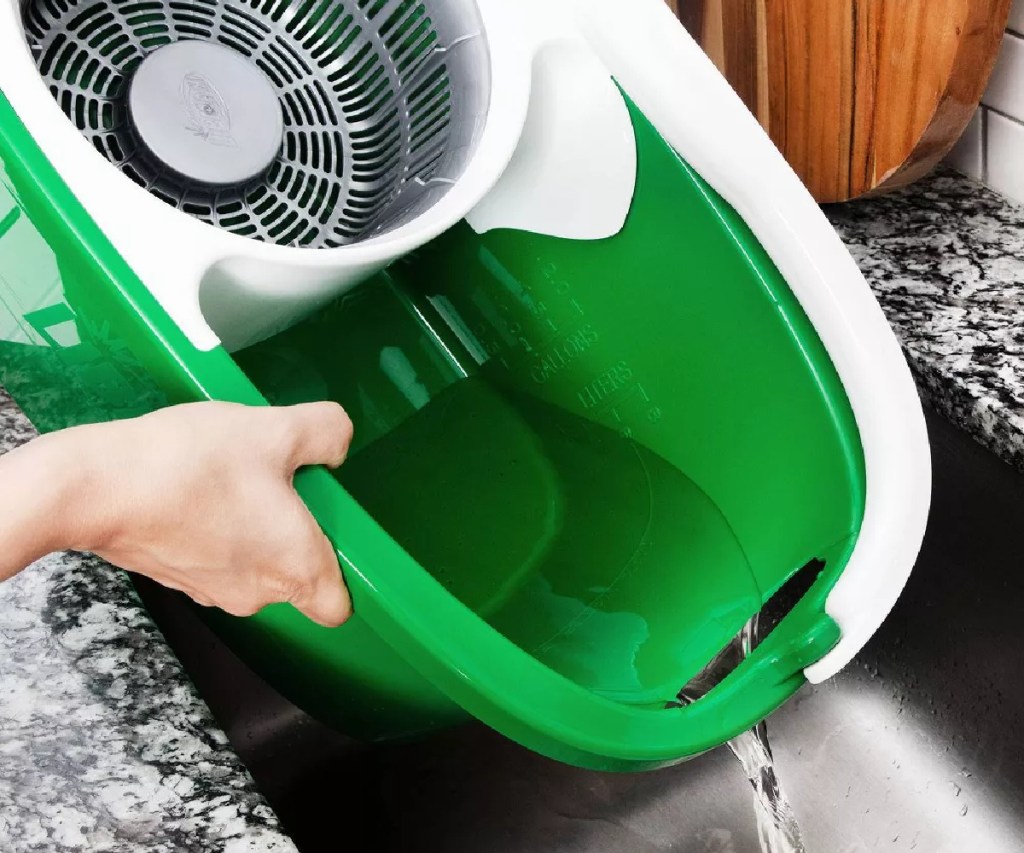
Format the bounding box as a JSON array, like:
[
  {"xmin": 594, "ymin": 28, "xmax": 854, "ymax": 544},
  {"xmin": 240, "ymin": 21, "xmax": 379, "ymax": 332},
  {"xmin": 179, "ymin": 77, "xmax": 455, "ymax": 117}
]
[
  {"xmin": 946, "ymin": 18, "xmax": 1024, "ymax": 203},
  {"xmin": 946, "ymin": 109, "xmax": 985, "ymax": 181},
  {"xmin": 1009, "ymin": 0, "xmax": 1024, "ymax": 34},
  {"xmin": 982, "ymin": 31, "xmax": 1024, "ymax": 120},
  {"xmin": 985, "ymin": 111, "xmax": 1024, "ymax": 204}
]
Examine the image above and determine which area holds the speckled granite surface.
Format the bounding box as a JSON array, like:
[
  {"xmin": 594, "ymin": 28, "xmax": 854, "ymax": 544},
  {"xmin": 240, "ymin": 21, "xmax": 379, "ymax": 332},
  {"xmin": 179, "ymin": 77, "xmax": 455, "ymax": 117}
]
[
  {"xmin": 826, "ymin": 167, "xmax": 1024, "ymax": 472},
  {"xmin": 0, "ymin": 388, "xmax": 298, "ymax": 852}
]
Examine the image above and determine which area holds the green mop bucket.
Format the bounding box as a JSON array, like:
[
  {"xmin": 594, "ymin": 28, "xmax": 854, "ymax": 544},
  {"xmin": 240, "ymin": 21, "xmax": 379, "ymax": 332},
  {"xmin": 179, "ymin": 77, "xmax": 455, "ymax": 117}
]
[
  {"xmin": 219, "ymin": 102, "xmax": 867, "ymax": 766},
  {"xmin": 1, "ymin": 79, "xmax": 866, "ymax": 769}
]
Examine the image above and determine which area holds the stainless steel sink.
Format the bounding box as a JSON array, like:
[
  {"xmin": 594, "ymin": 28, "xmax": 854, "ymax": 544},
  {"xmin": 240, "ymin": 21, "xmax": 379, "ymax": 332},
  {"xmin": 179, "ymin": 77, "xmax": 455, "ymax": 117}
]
[{"xmin": 137, "ymin": 407, "xmax": 1024, "ymax": 852}]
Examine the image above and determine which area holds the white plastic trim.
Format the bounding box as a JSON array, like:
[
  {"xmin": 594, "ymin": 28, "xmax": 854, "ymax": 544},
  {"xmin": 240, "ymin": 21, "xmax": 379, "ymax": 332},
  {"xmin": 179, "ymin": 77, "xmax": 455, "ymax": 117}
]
[
  {"xmin": 466, "ymin": 38, "xmax": 636, "ymax": 239},
  {"xmin": 557, "ymin": 0, "xmax": 931, "ymax": 682},
  {"xmin": 0, "ymin": 0, "xmax": 635, "ymax": 351}
]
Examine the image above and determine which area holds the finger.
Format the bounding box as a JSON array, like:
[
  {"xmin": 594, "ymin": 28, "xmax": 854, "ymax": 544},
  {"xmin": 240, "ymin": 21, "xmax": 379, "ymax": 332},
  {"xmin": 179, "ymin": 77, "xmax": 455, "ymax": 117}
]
[
  {"xmin": 279, "ymin": 402, "xmax": 354, "ymax": 470},
  {"xmin": 289, "ymin": 529, "xmax": 353, "ymax": 628}
]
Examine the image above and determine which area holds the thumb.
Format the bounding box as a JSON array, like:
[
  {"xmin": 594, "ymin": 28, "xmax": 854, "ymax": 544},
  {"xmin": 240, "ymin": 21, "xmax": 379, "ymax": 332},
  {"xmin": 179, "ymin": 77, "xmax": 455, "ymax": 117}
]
[
  {"xmin": 279, "ymin": 402, "xmax": 354, "ymax": 470},
  {"xmin": 290, "ymin": 525, "xmax": 353, "ymax": 628}
]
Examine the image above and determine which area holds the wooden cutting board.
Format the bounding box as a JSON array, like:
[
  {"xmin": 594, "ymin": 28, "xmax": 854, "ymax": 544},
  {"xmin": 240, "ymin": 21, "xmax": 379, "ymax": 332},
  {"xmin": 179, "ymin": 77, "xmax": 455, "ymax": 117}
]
[{"xmin": 666, "ymin": 0, "xmax": 1011, "ymax": 202}]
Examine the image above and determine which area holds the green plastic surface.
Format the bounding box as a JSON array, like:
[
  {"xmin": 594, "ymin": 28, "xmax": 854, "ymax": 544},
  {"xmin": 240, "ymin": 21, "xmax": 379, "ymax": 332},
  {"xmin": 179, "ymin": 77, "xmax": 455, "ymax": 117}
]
[{"xmin": 0, "ymin": 85, "xmax": 864, "ymax": 769}]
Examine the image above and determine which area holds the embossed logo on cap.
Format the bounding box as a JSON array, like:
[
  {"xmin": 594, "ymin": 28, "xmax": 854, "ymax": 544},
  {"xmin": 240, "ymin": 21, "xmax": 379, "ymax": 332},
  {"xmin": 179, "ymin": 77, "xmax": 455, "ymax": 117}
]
[{"xmin": 181, "ymin": 72, "xmax": 238, "ymax": 148}]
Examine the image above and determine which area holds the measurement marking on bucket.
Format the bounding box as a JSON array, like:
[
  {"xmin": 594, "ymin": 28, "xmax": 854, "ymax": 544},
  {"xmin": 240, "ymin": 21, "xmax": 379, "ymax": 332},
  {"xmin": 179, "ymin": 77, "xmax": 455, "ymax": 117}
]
[
  {"xmin": 465, "ymin": 257, "xmax": 666, "ymax": 435},
  {"xmin": 577, "ymin": 362, "xmax": 635, "ymax": 409},
  {"xmin": 530, "ymin": 324, "xmax": 599, "ymax": 385}
]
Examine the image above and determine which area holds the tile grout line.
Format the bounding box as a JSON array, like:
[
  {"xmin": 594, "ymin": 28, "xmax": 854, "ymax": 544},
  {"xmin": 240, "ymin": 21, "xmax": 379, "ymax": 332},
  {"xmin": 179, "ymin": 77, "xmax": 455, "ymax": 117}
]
[{"xmin": 981, "ymin": 102, "xmax": 1024, "ymax": 128}]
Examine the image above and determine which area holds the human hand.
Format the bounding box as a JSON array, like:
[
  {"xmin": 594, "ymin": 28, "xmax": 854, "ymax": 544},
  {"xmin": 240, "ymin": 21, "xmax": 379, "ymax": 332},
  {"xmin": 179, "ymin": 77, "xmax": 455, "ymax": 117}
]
[{"xmin": 21, "ymin": 401, "xmax": 354, "ymax": 626}]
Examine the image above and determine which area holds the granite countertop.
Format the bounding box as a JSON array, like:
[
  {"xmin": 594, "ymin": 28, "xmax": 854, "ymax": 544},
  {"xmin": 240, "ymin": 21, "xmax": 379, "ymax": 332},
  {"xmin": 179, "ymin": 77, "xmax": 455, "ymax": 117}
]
[
  {"xmin": 1, "ymin": 166, "xmax": 1022, "ymax": 853},
  {"xmin": 826, "ymin": 167, "xmax": 1024, "ymax": 472},
  {"xmin": 0, "ymin": 388, "xmax": 297, "ymax": 852}
]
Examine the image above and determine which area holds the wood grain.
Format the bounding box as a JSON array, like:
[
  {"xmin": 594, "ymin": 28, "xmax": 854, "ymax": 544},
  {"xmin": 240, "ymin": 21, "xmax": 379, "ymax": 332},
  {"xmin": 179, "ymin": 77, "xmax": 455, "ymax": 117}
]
[{"xmin": 674, "ymin": 0, "xmax": 1011, "ymax": 202}]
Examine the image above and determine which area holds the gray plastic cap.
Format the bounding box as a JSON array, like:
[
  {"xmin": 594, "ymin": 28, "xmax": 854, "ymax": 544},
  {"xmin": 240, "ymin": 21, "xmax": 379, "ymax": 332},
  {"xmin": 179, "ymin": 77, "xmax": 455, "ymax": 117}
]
[{"xmin": 128, "ymin": 41, "xmax": 283, "ymax": 186}]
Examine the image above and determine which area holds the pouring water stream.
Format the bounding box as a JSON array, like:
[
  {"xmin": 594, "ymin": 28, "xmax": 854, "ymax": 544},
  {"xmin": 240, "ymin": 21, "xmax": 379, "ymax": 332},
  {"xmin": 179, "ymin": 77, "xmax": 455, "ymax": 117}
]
[{"xmin": 678, "ymin": 616, "xmax": 807, "ymax": 853}]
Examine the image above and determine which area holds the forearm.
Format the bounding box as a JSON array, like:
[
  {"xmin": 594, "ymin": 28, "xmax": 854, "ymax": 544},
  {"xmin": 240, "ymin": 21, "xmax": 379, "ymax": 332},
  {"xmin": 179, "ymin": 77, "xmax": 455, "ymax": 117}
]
[{"xmin": 0, "ymin": 432, "xmax": 89, "ymax": 581}]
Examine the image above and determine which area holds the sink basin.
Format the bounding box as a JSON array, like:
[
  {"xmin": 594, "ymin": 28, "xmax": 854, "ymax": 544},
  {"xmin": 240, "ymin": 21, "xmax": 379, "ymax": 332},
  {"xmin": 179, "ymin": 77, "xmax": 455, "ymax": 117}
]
[{"xmin": 136, "ymin": 406, "xmax": 1024, "ymax": 852}]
